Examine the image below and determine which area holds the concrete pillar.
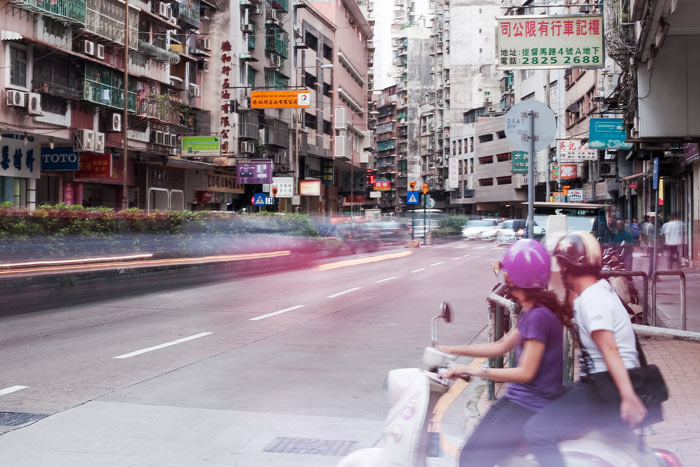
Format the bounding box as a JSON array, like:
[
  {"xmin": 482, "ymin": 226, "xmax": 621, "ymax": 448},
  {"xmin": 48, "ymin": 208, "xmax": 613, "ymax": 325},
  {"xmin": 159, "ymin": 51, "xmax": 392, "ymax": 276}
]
[{"xmin": 27, "ymin": 178, "xmax": 36, "ymax": 211}]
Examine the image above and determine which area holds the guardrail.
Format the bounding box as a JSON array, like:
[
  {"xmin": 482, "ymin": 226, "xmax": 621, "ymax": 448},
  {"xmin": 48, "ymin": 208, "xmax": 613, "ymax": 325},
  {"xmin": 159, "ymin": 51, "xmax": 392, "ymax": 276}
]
[
  {"xmin": 651, "ymin": 271, "xmax": 687, "ymax": 330},
  {"xmin": 601, "ymin": 270, "xmax": 649, "ymax": 325},
  {"xmin": 485, "ymin": 284, "xmax": 520, "ymax": 400}
]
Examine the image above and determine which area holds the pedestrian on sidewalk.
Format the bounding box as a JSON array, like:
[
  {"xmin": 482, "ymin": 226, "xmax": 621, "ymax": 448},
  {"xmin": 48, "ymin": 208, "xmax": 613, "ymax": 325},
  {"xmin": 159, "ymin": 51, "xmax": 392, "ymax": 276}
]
[
  {"xmin": 612, "ymin": 219, "xmax": 634, "ymax": 270},
  {"xmin": 523, "ymin": 232, "xmax": 648, "ymax": 467},
  {"xmin": 661, "ymin": 213, "xmax": 685, "ymax": 270},
  {"xmin": 439, "ymin": 240, "xmax": 572, "ymax": 467},
  {"xmin": 640, "ymin": 215, "xmax": 653, "ymax": 257},
  {"xmin": 630, "ymin": 217, "xmax": 640, "ymax": 245}
]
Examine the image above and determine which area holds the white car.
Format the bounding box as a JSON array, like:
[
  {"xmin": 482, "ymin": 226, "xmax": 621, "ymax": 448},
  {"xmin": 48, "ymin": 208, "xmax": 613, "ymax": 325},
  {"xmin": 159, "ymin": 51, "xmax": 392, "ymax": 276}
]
[{"xmin": 462, "ymin": 219, "xmax": 500, "ymax": 240}]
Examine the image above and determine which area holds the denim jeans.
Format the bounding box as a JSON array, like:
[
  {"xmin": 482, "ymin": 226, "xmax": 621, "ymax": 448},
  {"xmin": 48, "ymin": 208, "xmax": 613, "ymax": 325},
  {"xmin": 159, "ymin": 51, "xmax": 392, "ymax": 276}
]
[
  {"xmin": 523, "ymin": 381, "xmax": 632, "ymax": 466},
  {"xmin": 459, "ymin": 397, "xmax": 535, "ymax": 467}
]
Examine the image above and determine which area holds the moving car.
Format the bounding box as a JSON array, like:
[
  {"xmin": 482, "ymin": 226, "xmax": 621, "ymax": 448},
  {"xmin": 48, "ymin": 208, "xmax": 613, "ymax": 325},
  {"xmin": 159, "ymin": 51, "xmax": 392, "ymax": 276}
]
[
  {"xmin": 496, "ymin": 219, "xmax": 527, "ymax": 245},
  {"xmin": 461, "ymin": 219, "xmax": 499, "ymax": 240}
]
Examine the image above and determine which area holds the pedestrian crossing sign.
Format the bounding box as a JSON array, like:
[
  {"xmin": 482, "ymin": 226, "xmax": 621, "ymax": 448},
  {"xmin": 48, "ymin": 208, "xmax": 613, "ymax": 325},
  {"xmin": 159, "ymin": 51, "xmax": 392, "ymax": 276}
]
[
  {"xmin": 407, "ymin": 191, "xmax": 420, "ymax": 205},
  {"xmin": 253, "ymin": 193, "xmax": 268, "ymax": 206}
]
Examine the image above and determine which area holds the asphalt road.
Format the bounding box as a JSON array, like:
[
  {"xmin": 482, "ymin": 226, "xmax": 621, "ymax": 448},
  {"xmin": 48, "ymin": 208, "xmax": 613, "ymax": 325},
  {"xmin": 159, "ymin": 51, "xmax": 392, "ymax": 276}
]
[{"xmin": 0, "ymin": 240, "xmax": 508, "ymax": 466}]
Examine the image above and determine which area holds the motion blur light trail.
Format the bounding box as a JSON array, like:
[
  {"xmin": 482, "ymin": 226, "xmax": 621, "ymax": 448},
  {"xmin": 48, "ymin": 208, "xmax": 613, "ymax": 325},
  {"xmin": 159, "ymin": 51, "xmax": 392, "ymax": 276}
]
[
  {"xmin": 317, "ymin": 251, "xmax": 413, "ymax": 271},
  {"xmin": 1, "ymin": 253, "xmax": 155, "ymax": 269},
  {"xmin": 0, "ymin": 250, "xmax": 292, "ymax": 278}
]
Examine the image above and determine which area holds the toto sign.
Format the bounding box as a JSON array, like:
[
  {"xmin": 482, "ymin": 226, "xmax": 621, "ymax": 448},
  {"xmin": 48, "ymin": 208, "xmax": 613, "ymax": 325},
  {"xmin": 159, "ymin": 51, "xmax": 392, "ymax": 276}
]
[{"xmin": 41, "ymin": 147, "xmax": 80, "ymax": 171}]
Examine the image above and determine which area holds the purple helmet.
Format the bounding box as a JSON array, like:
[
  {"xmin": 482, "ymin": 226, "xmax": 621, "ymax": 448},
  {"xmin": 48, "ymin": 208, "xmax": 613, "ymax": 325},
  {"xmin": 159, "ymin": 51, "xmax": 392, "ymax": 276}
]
[{"xmin": 500, "ymin": 239, "xmax": 551, "ymax": 289}]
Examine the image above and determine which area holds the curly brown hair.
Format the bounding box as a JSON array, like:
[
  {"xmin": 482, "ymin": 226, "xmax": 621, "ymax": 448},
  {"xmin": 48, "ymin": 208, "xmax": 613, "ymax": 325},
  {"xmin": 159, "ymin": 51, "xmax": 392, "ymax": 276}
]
[{"xmin": 519, "ymin": 288, "xmax": 574, "ymax": 330}]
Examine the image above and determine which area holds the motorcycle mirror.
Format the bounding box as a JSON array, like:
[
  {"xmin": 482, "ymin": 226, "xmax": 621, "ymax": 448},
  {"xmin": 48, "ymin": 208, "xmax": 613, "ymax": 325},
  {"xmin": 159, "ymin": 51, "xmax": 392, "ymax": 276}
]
[{"xmin": 440, "ymin": 302, "xmax": 453, "ymax": 324}]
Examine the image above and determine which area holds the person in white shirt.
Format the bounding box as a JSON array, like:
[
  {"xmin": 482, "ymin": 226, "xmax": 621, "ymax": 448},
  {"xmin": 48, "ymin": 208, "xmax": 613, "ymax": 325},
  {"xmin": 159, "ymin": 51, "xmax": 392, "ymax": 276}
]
[
  {"xmin": 523, "ymin": 232, "xmax": 646, "ymax": 467},
  {"xmin": 661, "ymin": 214, "xmax": 685, "ymax": 270}
]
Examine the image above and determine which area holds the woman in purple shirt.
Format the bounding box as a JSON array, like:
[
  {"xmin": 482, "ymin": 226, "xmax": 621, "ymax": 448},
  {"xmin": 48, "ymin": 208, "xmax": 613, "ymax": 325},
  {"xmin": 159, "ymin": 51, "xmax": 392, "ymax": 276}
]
[{"xmin": 440, "ymin": 240, "xmax": 571, "ymax": 467}]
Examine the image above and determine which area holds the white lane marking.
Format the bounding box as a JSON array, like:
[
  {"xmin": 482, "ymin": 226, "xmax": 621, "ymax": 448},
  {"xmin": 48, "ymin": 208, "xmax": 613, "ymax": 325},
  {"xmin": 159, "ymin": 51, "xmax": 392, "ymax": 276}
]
[
  {"xmin": 113, "ymin": 332, "xmax": 213, "ymax": 359},
  {"xmin": 250, "ymin": 305, "xmax": 304, "ymax": 321},
  {"xmin": 375, "ymin": 276, "xmax": 398, "ymax": 284},
  {"xmin": 327, "ymin": 287, "xmax": 362, "ymax": 299},
  {"xmin": 0, "ymin": 386, "xmax": 28, "ymax": 396},
  {"xmin": 451, "ymin": 257, "xmax": 461, "ymax": 261},
  {"xmin": 463, "ymin": 254, "xmax": 470, "ymax": 258},
  {"xmin": 430, "ymin": 261, "xmax": 445, "ymax": 267},
  {"xmin": 410, "ymin": 268, "xmax": 425, "ymax": 273},
  {"xmin": 475, "ymin": 246, "xmax": 488, "ymax": 250}
]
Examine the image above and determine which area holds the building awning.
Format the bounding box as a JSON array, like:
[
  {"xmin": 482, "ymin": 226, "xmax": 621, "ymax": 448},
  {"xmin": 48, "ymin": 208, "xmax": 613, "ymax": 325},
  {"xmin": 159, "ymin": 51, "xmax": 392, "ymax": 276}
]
[
  {"xmin": 1, "ymin": 30, "xmax": 23, "ymax": 41},
  {"xmin": 165, "ymin": 157, "xmax": 217, "ymax": 170}
]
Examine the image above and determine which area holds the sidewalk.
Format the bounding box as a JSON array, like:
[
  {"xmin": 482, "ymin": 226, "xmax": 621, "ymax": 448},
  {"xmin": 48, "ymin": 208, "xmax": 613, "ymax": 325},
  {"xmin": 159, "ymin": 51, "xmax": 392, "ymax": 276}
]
[
  {"xmin": 471, "ymin": 336, "xmax": 700, "ymax": 466},
  {"xmin": 631, "ymin": 253, "xmax": 700, "ymax": 332}
]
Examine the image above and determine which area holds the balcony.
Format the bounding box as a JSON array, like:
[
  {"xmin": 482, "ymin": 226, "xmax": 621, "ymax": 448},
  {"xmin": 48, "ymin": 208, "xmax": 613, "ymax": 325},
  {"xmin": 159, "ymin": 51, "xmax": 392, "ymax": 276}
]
[
  {"xmin": 83, "ymin": 63, "xmax": 136, "ymax": 111},
  {"xmin": 377, "ymin": 139, "xmax": 396, "ymax": 152},
  {"xmin": 135, "ymin": 96, "xmax": 194, "ymax": 128},
  {"xmin": 179, "ymin": 0, "xmax": 201, "ymax": 27},
  {"xmin": 265, "ymin": 25, "xmax": 288, "ymax": 58},
  {"xmin": 267, "ymin": 0, "xmax": 288, "ymax": 12},
  {"xmin": 12, "ymin": 0, "xmax": 85, "ymax": 23},
  {"xmin": 264, "ymin": 70, "xmax": 289, "ymax": 90},
  {"xmin": 264, "ymin": 119, "xmax": 289, "ymax": 148},
  {"xmin": 84, "ymin": 0, "xmax": 138, "ymax": 46}
]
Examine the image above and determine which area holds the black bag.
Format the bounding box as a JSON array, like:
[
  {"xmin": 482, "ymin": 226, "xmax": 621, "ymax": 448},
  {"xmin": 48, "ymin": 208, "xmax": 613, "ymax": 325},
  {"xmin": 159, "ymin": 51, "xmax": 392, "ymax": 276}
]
[{"xmin": 576, "ymin": 327, "xmax": 668, "ymax": 426}]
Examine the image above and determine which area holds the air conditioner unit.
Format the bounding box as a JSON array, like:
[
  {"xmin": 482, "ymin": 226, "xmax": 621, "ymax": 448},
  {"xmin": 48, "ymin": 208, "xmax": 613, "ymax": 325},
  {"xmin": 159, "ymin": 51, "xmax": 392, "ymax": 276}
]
[
  {"xmin": 169, "ymin": 148, "xmax": 179, "ymax": 155},
  {"xmin": 163, "ymin": 132, "xmax": 172, "ymax": 146},
  {"xmin": 240, "ymin": 141, "xmax": 255, "ymax": 153},
  {"xmin": 82, "ymin": 40, "xmax": 95, "ymax": 56},
  {"xmin": 268, "ymin": 54, "xmax": 281, "ymax": 68},
  {"xmin": 96, "ymin": 44, "xmax": 105, "ymax": 60},
  {"xmin": 198, "ymin": 59, "xmax": 209, "ymax": 71},
  {"xmin": 26, "ymin": 92, "xmax": 43, "ymax": 116},
  {"xmin": 76, "ymin": 129, "xmax": 95, "ymax": 152},
  {"xmin": 154, "ymin": 130, "xmax": 164, "ymax": 145},
  {"xmin": 6, "ymin": 89, "xmax": 26, "ymax": 108},
  {"xmin": 189, "ymin": 84, "xmax": 200, "ymax": 97},
  {"xmin": 242, "ymin": 23, "xmax": 253, "ymax": 33},
  {"xmin": 159, "ymin": 2, "xmax": 170, "ymax": 18},
  {"xmin": 110, "ymin": 113, "xmax": 122, "ymax": 132},
  {"xmin": 240, "ymin": 98, "xmax": 250, "ymax": 109},
  {"xmin": 198, "ymin": 38, "xmax": 211, "ymax": 50},
  {"xmin": 268, "ymin": 9, "xmax": 278, "ymax": 22},
  {"xmin": 169, "ymin": 8, "xmax": 178, "ymax": 24},
  {"xmin": 94, "ymin": 132, "xmax": 105, "ymax": 153},
  {"xmin": 334, "ymin": 106, "xmax": 347, "ymax": 129},
  {"xmin": 170, "ymin": 134, "xmax": 178, "ymax": 147}
]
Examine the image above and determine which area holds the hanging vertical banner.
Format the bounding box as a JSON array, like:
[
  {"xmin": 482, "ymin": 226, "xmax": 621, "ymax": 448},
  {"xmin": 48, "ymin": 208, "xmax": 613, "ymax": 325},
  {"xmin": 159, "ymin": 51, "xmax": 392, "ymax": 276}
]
[
  {"xmin": 218, "ymin": 40, "xmax": 234, "ymax": 155},
  {"xmin": 321, "ymin": 159, "xmax": 334, "ymax": 185},
  {"xmin": 448, "ymin": 157, "xmax": 458, "ymax": 189},
  {"xmin": 496, "ymin": 15, "xmax": 604, "ymax": 69}
]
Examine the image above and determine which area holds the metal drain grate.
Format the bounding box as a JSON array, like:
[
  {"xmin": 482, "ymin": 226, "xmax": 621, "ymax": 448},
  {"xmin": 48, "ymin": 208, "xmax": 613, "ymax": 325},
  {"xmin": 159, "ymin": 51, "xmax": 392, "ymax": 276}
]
[
  {"xmin": 263, "ymin": 437, "xmax": 358, "ymax": 456},
  {"xmin": 0, "ymin": 412, "xmax": 47, "ymax": 426}
]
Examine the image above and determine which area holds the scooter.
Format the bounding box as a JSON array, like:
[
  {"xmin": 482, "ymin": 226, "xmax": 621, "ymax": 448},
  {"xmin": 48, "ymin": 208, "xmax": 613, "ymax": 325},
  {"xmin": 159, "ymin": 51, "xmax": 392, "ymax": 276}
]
[{"xmin": 338, "ymin": 302, "xmax": 681, "ymax": 467}]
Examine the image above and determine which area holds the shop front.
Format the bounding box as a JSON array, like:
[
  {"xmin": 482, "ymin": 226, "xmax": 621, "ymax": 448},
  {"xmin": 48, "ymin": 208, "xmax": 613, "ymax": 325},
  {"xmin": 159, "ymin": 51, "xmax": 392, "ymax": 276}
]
[
  {"xmin": 188, "ymin": 169, "xmax": 244, "ymax": 211},
  {"xmin": 0, "ymin": 133, "xmax": 41, "ymax": 208},
  {"xmin": 138, "ymin": 165, "xmax": 186, "ymax": 212},
  {"xmin": 73, "ymin": 153, "xmax": 135, "ymax": 209}
]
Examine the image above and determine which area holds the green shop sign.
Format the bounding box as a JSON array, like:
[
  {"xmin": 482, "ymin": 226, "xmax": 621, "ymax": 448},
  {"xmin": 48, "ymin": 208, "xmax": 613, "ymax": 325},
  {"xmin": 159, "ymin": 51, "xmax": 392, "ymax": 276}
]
[
  {"xmin": 512, "ymin": 151, "xmax": 528, "ymax": 174},
  {"xmin": 182, "ymin": 136, "xmax": 220, "ymax": 157}
]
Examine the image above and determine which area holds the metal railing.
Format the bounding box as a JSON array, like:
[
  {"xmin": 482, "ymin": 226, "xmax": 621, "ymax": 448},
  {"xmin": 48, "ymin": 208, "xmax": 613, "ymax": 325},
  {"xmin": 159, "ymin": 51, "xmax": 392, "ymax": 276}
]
[
  {"xmin": 651, "ymin": 271, "xmax": 687, "ymax": 330},
  {"xmin": 601, "ymin": 270, "xmax": 649, "ymax": 325},
  {"xmin": 486, "ymin": 285, "xmax": 520, "ymax": 400}
]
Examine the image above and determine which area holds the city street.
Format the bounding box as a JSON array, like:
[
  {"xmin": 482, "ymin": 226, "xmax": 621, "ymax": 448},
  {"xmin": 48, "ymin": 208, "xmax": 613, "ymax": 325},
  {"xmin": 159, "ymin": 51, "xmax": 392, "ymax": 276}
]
[{"xmin": 0, "ymin": 240, "xmax": 503, "ymax": 466}]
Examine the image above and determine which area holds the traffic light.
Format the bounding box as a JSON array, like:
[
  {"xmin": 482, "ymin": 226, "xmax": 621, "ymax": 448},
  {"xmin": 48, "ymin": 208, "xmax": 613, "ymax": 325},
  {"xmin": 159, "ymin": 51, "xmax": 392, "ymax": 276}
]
[
  {"xmin": 409, "ymin": 181, "xmax": 416, "ymax": 191},
  {"xmin": 422, "ymin": 183, "xmax": 429, "ymax": 195},
  {"xmin": 271, "ymin": 186, "xmax": 278, "ymax": 197}
]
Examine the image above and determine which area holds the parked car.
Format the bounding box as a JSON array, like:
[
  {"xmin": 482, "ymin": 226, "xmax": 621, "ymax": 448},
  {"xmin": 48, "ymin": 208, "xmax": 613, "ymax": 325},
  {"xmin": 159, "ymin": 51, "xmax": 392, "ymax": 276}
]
[{"xmin": 461, "ymin": 219, "xmax": 500, "ymax": 240}]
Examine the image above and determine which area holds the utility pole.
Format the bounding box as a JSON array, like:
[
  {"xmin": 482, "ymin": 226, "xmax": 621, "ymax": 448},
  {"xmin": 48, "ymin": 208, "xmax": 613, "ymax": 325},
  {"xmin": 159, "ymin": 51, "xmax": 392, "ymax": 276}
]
[
  {"xmin": 545, "ymin": 70, "xmax": 551, "ymax": 202},
  {"xmin": 121, "ymin": 0, "xmax": 129, "ymax": 210}
]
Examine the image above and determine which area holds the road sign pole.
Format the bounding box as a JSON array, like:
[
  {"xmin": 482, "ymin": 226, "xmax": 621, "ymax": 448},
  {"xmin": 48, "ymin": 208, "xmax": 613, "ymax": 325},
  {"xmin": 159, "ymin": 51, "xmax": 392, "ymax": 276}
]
[
  {"xmin": 423, "ymin": 196, "xmax": 427, "ymax": 246},
  {"xmin": 528, "ymin": 111, "xmax": 535, "ymax": 239},
  {"xmin": 411, "ymin": 206, "xmax": 415, "ymax": 241}
]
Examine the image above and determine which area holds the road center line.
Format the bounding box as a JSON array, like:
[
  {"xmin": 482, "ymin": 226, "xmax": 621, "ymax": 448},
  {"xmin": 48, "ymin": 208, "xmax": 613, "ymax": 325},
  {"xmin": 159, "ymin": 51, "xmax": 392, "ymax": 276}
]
[
  {"xmin": 410, "ymin": 268, "xmax": 425, "ymax": 273},
  {"xmin": 375, "ymin": 276, "xmax": 398, "ymax": 284},
  {"xmin": 327, "ymin": 287, "xmax": 362, "ymax": 299},
  {"xmin": 462, "ymin": 254, "xmax": 470, "ymax": 258},
  {"xmin": 0, "ymin": 386, "xmax": 28, "ymax": 396},
  {"xmin": 430, "ymin": 261, "xmax": 445, "ymax": 267},
  {"xmin": 451, "ymin": 257, "xmax": 461, "ymax": 261},
  {"xmin": 250, "ymin": 305, "xmax": 304, "ymax": 321},
  {"xmin": 113, "ymin": 332, "xmax": 213, "ymax": 359}
]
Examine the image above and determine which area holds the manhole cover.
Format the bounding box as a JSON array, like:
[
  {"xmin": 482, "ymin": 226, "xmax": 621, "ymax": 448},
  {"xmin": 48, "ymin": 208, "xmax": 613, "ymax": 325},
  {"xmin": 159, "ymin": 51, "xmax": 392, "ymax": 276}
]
[
  {"xmin": 263, "ymin": 437, "xmax": 358, "ymax": 456},
  {"xmin": 0, "ymin": 412, "xmax": 47, "ymax": 426}
]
